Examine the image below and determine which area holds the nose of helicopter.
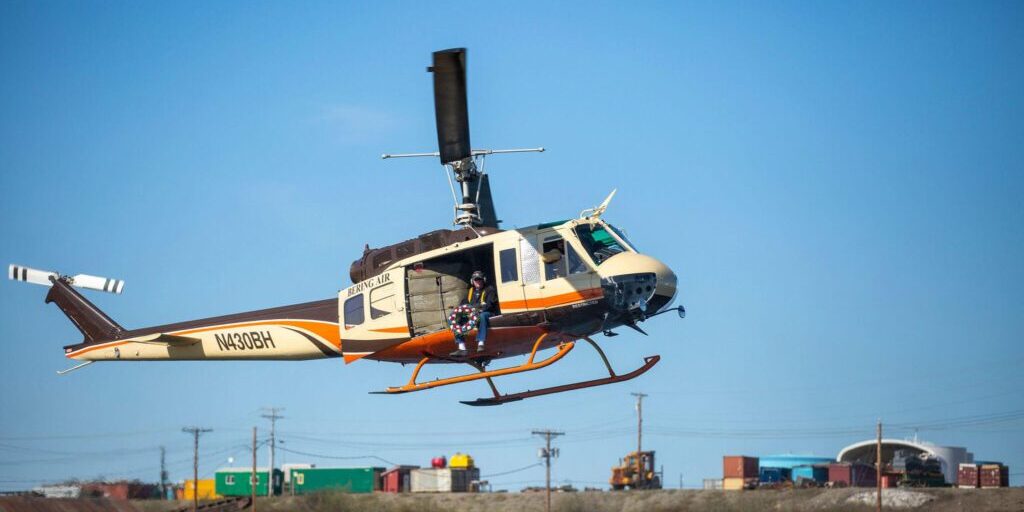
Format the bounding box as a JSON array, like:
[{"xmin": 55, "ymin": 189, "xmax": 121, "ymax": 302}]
[{"xmin": 596, "ymin": 252, "xmax": 678, "ymax": 316}]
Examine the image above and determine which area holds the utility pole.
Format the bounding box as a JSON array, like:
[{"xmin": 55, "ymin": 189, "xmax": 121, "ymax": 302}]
[
  {"xmin": 261, "ymin": 407, "xmax": 284, "ymax": 497},
  {"xmin": 632, "ymin": 392, "xmax": 648, "ymax": 482},
  {"xmin": 159, "ymin": 446, "xmax": 168, "ymax": 500},
  {"xmin": 251, "ymin": 427, "xmax": 258, "ymax": 512},
  {"xmin": 876, "ymin": 419, "xmax": 883, "ymax": 512},
  {"xmin": 532, "ymin": 429, "xmax": 564, "ymax": 512},
  {"xmin": 182, "ymin": 426, "xmax": 212, "ymax": 512}
]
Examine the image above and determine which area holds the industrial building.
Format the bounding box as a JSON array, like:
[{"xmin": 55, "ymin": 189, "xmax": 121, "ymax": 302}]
[{"xmin": 837, "ymin": 439, "xmax": 973, "ymax": 485}]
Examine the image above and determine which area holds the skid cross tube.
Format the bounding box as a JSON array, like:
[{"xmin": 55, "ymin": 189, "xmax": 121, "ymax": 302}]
[{"xmin": 376, "ymin": 333, "xmax": 576, "ymax": 394}]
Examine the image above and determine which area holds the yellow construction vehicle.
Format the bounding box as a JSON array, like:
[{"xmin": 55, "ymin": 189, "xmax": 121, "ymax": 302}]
[{"xmin": 610, "ymin": 451, "xmax": 662, "ymax": 490}]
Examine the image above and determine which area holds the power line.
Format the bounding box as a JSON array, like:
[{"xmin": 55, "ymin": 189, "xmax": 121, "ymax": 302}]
[
  {"xmin": 275, "ymin": 446, "xmax": 398, "ymax": 467},
  {"xmin": 482, "ymin": 463, "xmax": 543, "ymax": 479}
]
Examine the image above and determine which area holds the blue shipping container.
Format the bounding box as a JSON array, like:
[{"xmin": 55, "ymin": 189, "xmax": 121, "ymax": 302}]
[
  {"xmin": 791, "ymin": 465, "xmax": 828, "ymax": 483},
  {"xmin": 759, "ymin": 467, "xmax": 792, "ymax": 483}
]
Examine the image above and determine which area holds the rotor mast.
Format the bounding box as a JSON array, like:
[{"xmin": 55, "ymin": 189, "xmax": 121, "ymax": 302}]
[{"xmin": 383, "ymin": 48, "xmax": 543, "ymax": 228}]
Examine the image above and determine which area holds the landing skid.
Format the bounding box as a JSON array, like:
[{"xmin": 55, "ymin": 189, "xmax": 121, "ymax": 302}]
[
  {"xmin": 461, "ymin": 337, "xmax": 659, "ymax": 406},
  {"xmin": 372, "ymin": 333, "xmax": 660, "ymax": 405}
]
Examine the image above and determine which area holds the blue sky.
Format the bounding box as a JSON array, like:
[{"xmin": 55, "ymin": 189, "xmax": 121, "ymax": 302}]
[{"xmin": 1, "ymin": 1, "xmax": 1022, "ymax": 491}]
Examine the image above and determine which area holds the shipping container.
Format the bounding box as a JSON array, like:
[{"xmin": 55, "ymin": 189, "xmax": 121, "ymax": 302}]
[
  {"xmin": 759, "ymin": 467, "xmax": 791, "ymax": 483},
  {"xmin": 702, "ymin": 479, "xmax": 722, "ymax": 490},
  {"xmin": 32, "ymin": 485, "xmax": 81, "ymax": 499},
  {"xmin": 382, "ymin": 466, "xmax": 419, "ymax": 493},
  {"xmin": 80, "ymin": 481, "xmax": 159, "ymax": 500},
  {"xmin": 722, "ymin": 456, "xmax": 759, "ymax": 479},
  {"xmin": 791, "ymin": 465, "xmax": 828, "ymax": 485},
  {"xmin": 182, "ymin": 480, "xmax": 220, "ymax": 500},
  {"xmin": 722, "ymin": 477, "xmax": 756, "ymax": 490},
  {"xmin": 290, "ymin": 467, "xmax": 384, "ymax": 494},
  {"xmin": 957, "ymin": 463, "xmax": 979, "ymax": 489},
  {"xmin": 410, "ymin": 468, "xmax": 480, "ymax": 493},
  {"xmin": 829, "ymin": 463, "xmax": 876, "ymax": 487},
  {"xmin": 281, "ymin": 463, "xmax": 315, "ymax": 484},
  {"xmin": 215, "ymin": 468, "xmax": 283, "ymax": 497},
  {"xmin": 979, "ymin": 464, "xmax": 1009, "ymax": 488},
  {"xmin": 880, "ymin": 474, "xmax": 900, "ymax": 488}
]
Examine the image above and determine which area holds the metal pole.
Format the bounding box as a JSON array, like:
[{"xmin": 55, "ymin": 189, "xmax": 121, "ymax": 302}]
[
  {"xmin": 262, "ymin": 408, "xmax": 284, "ymax": 497},
  {"xmin": 182, "ymin": 427, "xmax": 212, "ymax": 512},
  {"xmin": 252, "ymin": 427, "xmax": 258, "ymax": 512},
  {"xmin": 632, "ymin": 392, "xmax": 647, "ymax": 485},
  {"xmin": 877, "ymin": 420, "xmax": 882, "ymax": 512}
]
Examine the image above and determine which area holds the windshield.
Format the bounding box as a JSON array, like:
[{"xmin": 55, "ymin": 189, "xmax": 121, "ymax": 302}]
[
  {"xmin": 574, "ymin": 223, "xmax": 630, "ymax": 265},
  {"xmin": 605, "ymin": 223, "xmax": 637, "ymax": 252}
]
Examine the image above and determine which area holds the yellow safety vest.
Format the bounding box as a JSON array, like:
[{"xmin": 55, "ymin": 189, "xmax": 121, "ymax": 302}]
[{"xmin": 467, "ymin": 288, "xmax": 486, "ymax": 304}]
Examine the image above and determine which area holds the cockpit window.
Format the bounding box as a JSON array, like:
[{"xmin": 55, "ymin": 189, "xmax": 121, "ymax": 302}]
[
  {"xmin": 574, "ymin": 224, "xmax": 628, "ymax": 265},
  {"xmin": 605, "ymin": 223, "xmax": 637, "ymax": 252}
]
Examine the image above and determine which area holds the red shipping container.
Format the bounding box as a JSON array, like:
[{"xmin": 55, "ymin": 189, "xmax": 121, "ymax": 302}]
[
  {"xmin": 723, "ymin": 456, "xmax": 759, "ymax": 479},
  {"xmin": 958, "ymin": 463, "xmax": 979, "ymax": 488},
  {"xmin": 829, "ymin": 463, "xmax": 877, "ymax": 487},
  {"xmin": 979, "ymin": 464, "xmax": 1008, "ymax": 488},
  {"xmin": 381, "ymin": 466, "xmax": 419, "ymax": 493},
  {"xmin": 880, "ymin": 474, "xmax": 899, "ymax": 488}
]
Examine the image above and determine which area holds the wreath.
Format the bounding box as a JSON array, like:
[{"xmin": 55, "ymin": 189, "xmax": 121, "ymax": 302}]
[{"xmin": 448, "ymin": 304, "xmax": 479, "ymax": 336}]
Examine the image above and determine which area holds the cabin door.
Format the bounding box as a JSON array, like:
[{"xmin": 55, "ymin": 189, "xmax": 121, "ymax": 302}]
[
  {"xmin": 525, "ymin": 229, "xmax": 597, "ymax": 310},
  {"xmin": 493, "ymin": 237, "xmax": 527, "ymax": 313},
  {"xmin": 339, "ymin": 268, "xmax": 410, "ymax": 359}
]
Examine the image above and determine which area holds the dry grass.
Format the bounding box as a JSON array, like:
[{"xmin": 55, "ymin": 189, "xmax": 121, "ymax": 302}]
[{"xmin": 111, "ymin": 487, "xmax": 1024, "ymax": 512}]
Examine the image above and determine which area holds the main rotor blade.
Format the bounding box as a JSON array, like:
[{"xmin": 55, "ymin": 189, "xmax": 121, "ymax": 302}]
[{"xmin": 430, "ymin": 48, "xmax": 471, "ymax": 164}]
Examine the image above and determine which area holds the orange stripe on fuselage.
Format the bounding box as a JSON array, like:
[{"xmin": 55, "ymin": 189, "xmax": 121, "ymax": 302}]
[
  {"xmin": 369, "ymin": 326, "xmax": 410, "ymax": 334},
  {"xmin": 499, "ymin": 287, "xmax": 603, "ymax": 311}
]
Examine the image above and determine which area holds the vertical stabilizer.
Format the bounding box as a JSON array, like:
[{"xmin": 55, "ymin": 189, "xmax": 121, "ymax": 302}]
[{"xmin": 45, "ymin": 277, "xmax": 123, "ymax": 343}]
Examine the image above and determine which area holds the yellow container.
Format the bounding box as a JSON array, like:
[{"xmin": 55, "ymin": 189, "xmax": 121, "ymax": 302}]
[
  {"xmin": 183, "ymin": 479, "xmax": 220, "ymax": 500},
  {"xmin": 449, "ymin": 453, "xmax": 475, "ymax": 469},
  {"xmin": 722, "ymin": 477, "xmax": 754, "ymax": 491}
]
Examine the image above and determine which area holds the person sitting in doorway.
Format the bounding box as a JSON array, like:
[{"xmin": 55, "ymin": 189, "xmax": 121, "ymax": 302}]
[{"xmin": 450, "ymin": 270, "xmax": 497, "ymax": 357}]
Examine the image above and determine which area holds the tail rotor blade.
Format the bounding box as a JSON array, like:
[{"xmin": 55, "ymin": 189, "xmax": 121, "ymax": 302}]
[
  {"xmin": 71, "ymin": 274, "xmax": 125, "ymax": 294},
  {"xmin": 8, "ymin": 264, "xmax": 58, "ymax": 286},
  {"xmin": 430, "ymin": 48, "xmax": 471, "ymax": 164}
]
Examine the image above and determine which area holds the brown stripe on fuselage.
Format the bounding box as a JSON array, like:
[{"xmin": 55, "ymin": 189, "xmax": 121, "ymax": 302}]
[{"xmin": 63, "ymin": 298, "xmax": 339, "ymax": 354}]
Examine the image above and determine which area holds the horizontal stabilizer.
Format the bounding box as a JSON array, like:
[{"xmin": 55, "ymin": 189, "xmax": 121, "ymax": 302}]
[
  {"xmin": 9, "ymin": 264, "xmax": 125, "ymax": 294},
  {"xmin": 136, "ymin": 333, "xmax": 201, "ymax": 347}
]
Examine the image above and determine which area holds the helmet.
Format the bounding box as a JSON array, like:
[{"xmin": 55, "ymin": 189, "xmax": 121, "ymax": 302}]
[{"xmin": 471, "ymin": 270, "xmax": 487, "ymax": 282}]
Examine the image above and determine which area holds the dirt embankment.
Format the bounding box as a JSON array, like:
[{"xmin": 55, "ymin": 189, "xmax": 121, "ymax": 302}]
[{"xmin": 6, "ymin": 488, "xmax": 1024, "ymax": 512}]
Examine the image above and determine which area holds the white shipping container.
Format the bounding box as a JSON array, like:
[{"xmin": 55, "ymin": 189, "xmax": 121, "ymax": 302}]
[
  {"xmin": 702, "ymin": 479, "xmax": 723, "ymax": 490},
  {"xmin": 33, "ymin": 485, "xmax": 82, "ymax": 498},
  {"xmin": 411, "ymin": 468, "xmax": 480, "ymax": 493}
]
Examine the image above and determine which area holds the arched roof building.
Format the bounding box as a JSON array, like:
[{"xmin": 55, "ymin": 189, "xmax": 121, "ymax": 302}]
[{"xmin": 837, "ymin": 439, "xmax": 972, "ymax": 484}]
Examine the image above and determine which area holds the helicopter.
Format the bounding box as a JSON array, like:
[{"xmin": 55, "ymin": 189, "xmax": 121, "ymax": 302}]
[{"xmin": 8, "ymin": 48, "xmax": 684, "ymax": 406}]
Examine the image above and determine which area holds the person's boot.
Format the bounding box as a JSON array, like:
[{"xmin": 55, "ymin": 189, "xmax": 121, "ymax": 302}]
[
  {"xmin": 449, "ymin": 349, "xmax": 468, "ymax": 358},
  {"xmin": 476, "ymin": 344, "xmax": 486, "ymax": 353}
]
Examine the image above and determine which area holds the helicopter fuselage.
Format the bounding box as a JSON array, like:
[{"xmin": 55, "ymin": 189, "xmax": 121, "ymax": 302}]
[{"xmin": 62, "ymin": 217, "xmax": 678, "ymax": 365}]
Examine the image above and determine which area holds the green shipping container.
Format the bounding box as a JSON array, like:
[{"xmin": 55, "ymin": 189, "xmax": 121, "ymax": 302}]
[
  {"xmin": 215, "ymin": 468, "xmax": 283, "ymax": 497},
  {"xmin": 290, "ymin": 467, "xmax": 384, "ymax": 494}
]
